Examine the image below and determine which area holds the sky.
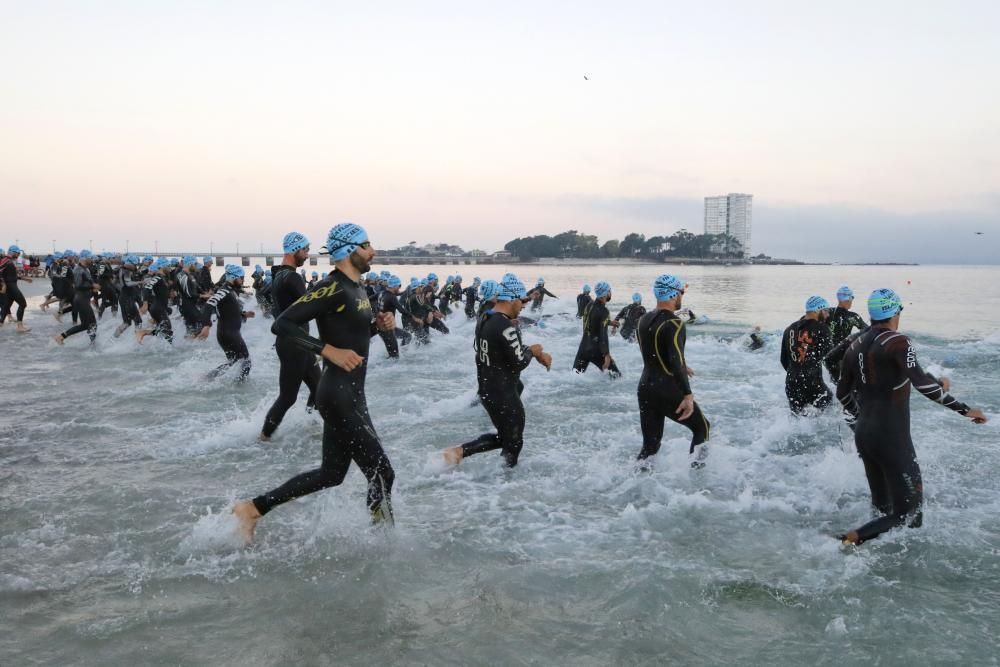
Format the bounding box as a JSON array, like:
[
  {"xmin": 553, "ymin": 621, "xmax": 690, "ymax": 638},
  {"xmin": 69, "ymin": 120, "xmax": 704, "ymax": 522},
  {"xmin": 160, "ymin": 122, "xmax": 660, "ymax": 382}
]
[{"xmin": 2, "ymin": 0, "xmax": 998, "ymax": 263}]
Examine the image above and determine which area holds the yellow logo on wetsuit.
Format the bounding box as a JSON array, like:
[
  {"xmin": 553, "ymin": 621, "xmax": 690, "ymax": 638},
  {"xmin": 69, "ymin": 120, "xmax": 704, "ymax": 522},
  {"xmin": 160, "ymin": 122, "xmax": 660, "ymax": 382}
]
[
  {"xmin": 294, "ymin": 282, "xmax": 339, "ymax": 304},
  {"xmin": 357, "ymin": 298, "xmax": 371, "ymax": 312}
]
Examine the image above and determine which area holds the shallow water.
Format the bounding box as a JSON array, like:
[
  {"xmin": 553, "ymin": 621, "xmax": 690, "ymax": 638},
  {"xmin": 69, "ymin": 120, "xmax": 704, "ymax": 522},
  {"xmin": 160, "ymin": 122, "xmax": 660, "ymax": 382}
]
[{"xmin": 2, "ymin": 264, "xmax": 998, "ymax": 665}]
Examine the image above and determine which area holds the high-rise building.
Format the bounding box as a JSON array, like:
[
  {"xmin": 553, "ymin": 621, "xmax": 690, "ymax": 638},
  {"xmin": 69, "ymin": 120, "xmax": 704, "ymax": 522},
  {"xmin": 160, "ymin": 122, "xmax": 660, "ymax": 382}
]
[{"xmin": 704, "ymin": 193, "xmax": 752, "ymax": 256}]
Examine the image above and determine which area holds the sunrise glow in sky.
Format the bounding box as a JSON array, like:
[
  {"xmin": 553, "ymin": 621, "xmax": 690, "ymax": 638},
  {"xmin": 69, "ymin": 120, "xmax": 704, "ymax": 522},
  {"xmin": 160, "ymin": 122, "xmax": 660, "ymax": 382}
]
[{"xmin": 2, "ymin": 1, "xmax": 998, "ymax": 262}]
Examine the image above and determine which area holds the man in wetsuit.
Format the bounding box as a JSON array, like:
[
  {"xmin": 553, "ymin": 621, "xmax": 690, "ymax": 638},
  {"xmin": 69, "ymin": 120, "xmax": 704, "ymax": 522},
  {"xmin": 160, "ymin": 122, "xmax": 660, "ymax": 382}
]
[
  {"xmin": 577, "ymin": 284, "xmax": 592, "ymax": 319},
  {"xmin": 442, "ymin": 273, "xmax": 552, "ymax": 468},
  {"xmin": 232, "ymin": 223, "xmax": 396, "ymax": 541},
  {"xmin": 462, "ymin": 277, "xmax": 481, "ymax": 319},
  {"xmin": 197, "ymin": 257, "xmax": 215, "ymax": 294},
  {"xmin": 201, "ymin": 265, "xmax": 254, "ymax": 382},
  {"xmin": 780, "ymin": 296, "xmax": 833, "ymax": 414},
  {"xmin": 574, "ymin": 281, "xmax": 620, "ymax": 378},
  {"xmin": 635, "ymin": 274, "xmax": 710, "ymax": 466},
  {"xmin": 528, "ymin": 277, "xmax": 557, "ymax": 312},
  {"xmin": 176, "ymin": 256, "xmax": 205, "ymax": 337},
  {"xmin": 53, "ymin": 250, "xmax": 99, "ymax": 345},
  {"xmin": 375, "ymin": 275, "xmax": 414, "ymax": 358},
  {"xmin": 136, "ymin": 260, "xmax": 174, "ymax": 344},
  {"xmin": 825, "ymin": 285, "xmax": 867, "ymax": 381},
  {"xmin": 477, "ymin": 279, "xmax": 500, "ymax": 318},
  {"xmin": 260, "ymin": 232, "xmax": 321, "ymax": 440},
  {"xmin": 836, "ymin": 289, "xmax": 988, "ymax": 545},
  {"xmin": 613, "ymin": 293, "xmax": 646, "ymax": 342},
  {"xmin": 114, "ymin": 255, "xmax": 145, "ymax": 337},
  {"xmin": 0, "ymin": 245, "xmax": 32, "ymax": 333},
  {"xmin": 307, "ymin": 271, "xmax": 319, "ymax": 290}
]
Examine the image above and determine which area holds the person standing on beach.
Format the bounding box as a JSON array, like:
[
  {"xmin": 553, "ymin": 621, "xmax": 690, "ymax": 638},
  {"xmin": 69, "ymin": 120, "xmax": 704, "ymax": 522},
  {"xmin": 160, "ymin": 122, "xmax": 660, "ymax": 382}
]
[
  {"xmin": 836, "ymin": 288, "xmax": 988, "ymax": 545},
  {"xmin": 232, "ymin": 223, "xmax": 396, "ymax": 541}
]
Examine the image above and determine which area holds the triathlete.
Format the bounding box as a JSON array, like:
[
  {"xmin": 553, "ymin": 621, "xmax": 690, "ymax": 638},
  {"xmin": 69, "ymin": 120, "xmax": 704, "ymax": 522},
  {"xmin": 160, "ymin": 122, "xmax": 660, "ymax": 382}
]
[
  {"xmin": 836, "ymin": 288, "xmax": 988, "ymax": 545},
  {"xmin": 53, "ymin": 250, "xmax": 99, "ymax": 345},
  {"xmin": 635, "ymin": 274, "xmax": 710, "ymax": 466},
  {"xmin": 176, "ymin": 256, "xmax": 205, "ymax": 337},
  {"xmin": 576, "ymin": 284, "xmax": 592, "ymax": 319},
  {"xmin": 232, "ymin": 223, "xmax": 397, "ymax": 541},
  {"xmin": 136, "ymin": 259, "xmax": 174, "ymax": 344},
  {"xmin": 259, "ymin": 232, "xmax": 319, "ymax": 439},
  {"xmin": 462, "ymin": 277, "xmax": 481, "ymax": 319},
  {"xmin": 0, "ymin": 245, "xmax": 32, "ymax": 333},
  {"xmin": 442, "ymin": 273, "xmax": 552, "ymax": 467},
  {"xmin": 825, "ymin": 285, "xmax": 867, "ymax": 381},
  {"xmin": 780, "ymin": 296, "xmax": 833, "ymax": 414},
  {"xmin": 612, "ymin": 293, "xmax": 646, "ymax": 342},
  {"xmin": 573, "ymin": 281, "xmax": 620, "ymax": 378},
  {"xmin": 114, "ymin": 255, "xmax": 144, "ymax": 337},
  {"xmin": 528, "ymin": 277, "xmax": 557, "ymax": 312},
  {"xmin": 202, "ymin": 265, "xmax": 254, "ymax": 382},
  {"xmin": 375, "ymin": 275, "xmax": 414, "ymax": 358}
]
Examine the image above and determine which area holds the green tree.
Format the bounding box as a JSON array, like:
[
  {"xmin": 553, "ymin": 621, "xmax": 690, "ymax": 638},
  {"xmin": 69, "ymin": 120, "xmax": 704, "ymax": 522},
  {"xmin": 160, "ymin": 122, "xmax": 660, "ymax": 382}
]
[{"xmin": 600, "ymin": 239, "xmax": 620, "ymax": 257}]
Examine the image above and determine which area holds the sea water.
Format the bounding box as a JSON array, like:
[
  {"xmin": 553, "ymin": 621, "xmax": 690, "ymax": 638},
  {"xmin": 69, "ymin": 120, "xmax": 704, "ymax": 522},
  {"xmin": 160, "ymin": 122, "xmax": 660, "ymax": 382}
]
[{"xmin": 2, "ymin": 263, "xmax": 998, "ymax": 665}]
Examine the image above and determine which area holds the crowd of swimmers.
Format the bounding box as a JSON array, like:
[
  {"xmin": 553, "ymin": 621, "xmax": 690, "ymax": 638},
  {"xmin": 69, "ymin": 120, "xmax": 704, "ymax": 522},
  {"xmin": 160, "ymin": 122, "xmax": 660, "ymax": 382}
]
[{"xmin": 2, "ymin": 228, "xmax": 989, "ymax": 547}]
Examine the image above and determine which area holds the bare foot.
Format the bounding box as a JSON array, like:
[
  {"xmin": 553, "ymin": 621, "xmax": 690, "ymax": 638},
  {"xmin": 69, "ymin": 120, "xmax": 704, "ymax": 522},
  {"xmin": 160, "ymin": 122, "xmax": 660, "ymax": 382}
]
[
  {"xmin": 839, "ymin": 530, "xmax": 860, "ymax": 546},
  {"xmin": 135, "ymin": 328, "xmax": 149, "ymax": 344},
  {"xmin": 16, "ymin": 324, "xmax": 30, "ymax": 333},
  {"xmin": 442, "ymin": 446, "xmax": 464, "ymax": 466},
  {"xmin": 232, "ymin": 500, "xmax": 261, "ymax": 543},
  {"xmin": 52, "ymin": 334, "xmax": 64, "ymax": 346},
  {"xmin": 258, "ymin": 433, "xmax": 271, "ymax": 442}
]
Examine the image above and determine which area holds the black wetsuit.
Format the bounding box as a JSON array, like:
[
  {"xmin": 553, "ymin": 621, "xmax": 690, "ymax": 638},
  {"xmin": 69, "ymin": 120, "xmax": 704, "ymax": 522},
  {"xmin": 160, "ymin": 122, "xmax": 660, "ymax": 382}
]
[
  {"xmin": 614, "ymin": 303, "xmax": 647, "ymax": 342},
  {"xmin": 826, "ymin": 307, "xmax": 867, "ymax": 380},
  {"xmin": 780, "ymin": 317, "xmax": 832, "ymax": 413},
  {"xmin": 0, "ymin": 257, "xmax": 26, "ymax": 323},
  {"xmin": 197, "ymin": 265, "xmax": 214, "ymax": 294},
  {"xmin": 251, "ymin": 270, "xmax": 394, "ymax": 521},
  {"xmin": 95, "ymin": 262, "xmax": 119, "ymax": 317},
  {"xmin": 261, "ymin": 265, "xmax": 321, "ymax": 436},
  {"xmin": 458, "ymin": 311, "xmax": 533, "ymax": 467},
  {"xmin": 375, "ymin": 289, "xmax": 413, "ymax": 358},
  {"xmin": 576, "ymin": 293, "xmax": 592, "ymax": 318},
  {"xmin": 836, "ymin": 327, "xmax": 972, "ymax": 544},
  {"xmin": 574, "ymin": 300, "xmax": 621, "ymax": 377},
  {"xmin": 529, "ymin": 286, "xmax": 557, "ymax": 311},
  {"xmin": 462, "ymin": 285, "xmax": 478, "ymax": 319},
  {"xmin": 204, "ymin": 283, "xmax": 251, "ymax": 381},
  {"xmin": 176, "ymin": 270, "xmax": 204, "ymax": 335},
  {"xmin": 143, "ymin": 273, "xmax": 174, "ymax": 343},
  {"xmin": 60, "ymin": 265, "xmax": 98, "ymax": 342},
  {"xmin": 116, "ymin": 267, "xmax": 144, "ymax": 328},
  {"xmin": 635, "ymin": 309, "xmax": 710, "ymax": 459}
]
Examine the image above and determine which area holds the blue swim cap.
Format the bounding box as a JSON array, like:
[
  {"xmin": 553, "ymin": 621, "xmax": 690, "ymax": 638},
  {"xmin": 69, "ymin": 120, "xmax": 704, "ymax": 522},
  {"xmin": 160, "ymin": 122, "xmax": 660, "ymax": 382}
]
[
  {"xmin": 836, "ymin": 285, "xmax": 854, "ymax": 301},
  {"xmin": 53, "ymin": 251, "xmax": 63, "ymax": 259},
  {"xmin": 80, "ymin": 249, "xmax": 93, "ymax": 259},
  {"xmin": 582, "ymin": 284, "xmax": 591, "ymax": 294},
  {"xmin": 653, "ymin": 274, "xmax": 684, "ymax": 301},
  {"xmin": 473, "ymin": 276, "xmax": 481, "ymax": 286},
  {"xmin": 203, "ymin": 256, "xmax": 213, "ymax": 264},
  {"xmin": 479, "ymin": 279, "xmax": 500, "ymax": 301},
  {"xmin": 632, "ymin": 293, "xmax": 642, "ymax": 303},
  {"xmin": 8, "ymin": 244, "xmax": 21, "ymax": 254},
  {"xmin": 321, "ymin": 272, "xmax": 328, "ymax": 278},
  {"xmin": 498, "ymin": 274, "xmax": 528, "ymax": 302},
  {"xmin": 263, "ymin": 274, "xmax": 272, "ymax": 284},
  {"xmin": 224, "ymin": 264, "xmax": 245, "ymax": 281},
  {"xmin": 0, "ymin": 247, "xmax": 5, "ymax": 255},
  {"xmin": 322, "ymin": 223, "xmax": 368, "ymax": 261},
  {"xmin": 125, "ymin": 254, "xmax": 139, "ymax": 265},
  {"xmin": 446, "ymin": 275, "xmax": 454, "ymax": 283},
  {"xmin": 283, "ymin": 231, "xmax": 310, "ymax": 254},
  {"xmin": 255, "ymin": 264, "xmax": 262, "ymax": 272},
  {"xmin": 387, "ymin": 275, "xmax": 402, "ymax": 289},
  {"xmin": 427, "ymin": 272, "xmax": 438, "ymax": 282},
  {"xmin": 805, "ymin": 296, "xmax": 829, "ymax": 312},
  {"xmin": 594, "ymin": 281, "xmax": 611, "ymax": 298},
  {"xmin": 868, "ymin": 288, "xmax": 903, "ymax": 320},
  {"xmin": 536, "ymin": 277, "xmax": 545, "ymax": 286},
  {"xmin": 455, "ymin": 275, "xmax": 462, "ymax": 282},
  {"xmin": 311, "ymin": 271, "xmax": 318, "ymax": 277},
  {"xmin": 410, "ymin": 277, "xmax": 418, "ymax": 287},
  {"xmin": 183, "ymin": 255, "xmax": 196, "ymax": 265}
]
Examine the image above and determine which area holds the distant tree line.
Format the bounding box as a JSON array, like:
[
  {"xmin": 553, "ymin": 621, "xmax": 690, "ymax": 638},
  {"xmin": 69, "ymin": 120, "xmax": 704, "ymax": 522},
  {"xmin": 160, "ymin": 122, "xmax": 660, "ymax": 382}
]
[{"xmin": 503, "ymin": 230, "xmax": 746, "ymax": 260}]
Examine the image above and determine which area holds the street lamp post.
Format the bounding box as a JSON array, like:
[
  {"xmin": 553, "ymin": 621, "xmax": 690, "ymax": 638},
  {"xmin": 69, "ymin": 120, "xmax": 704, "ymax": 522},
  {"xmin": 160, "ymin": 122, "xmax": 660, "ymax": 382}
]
[
  {"xmin": 89, "ymin": 240, "xmax": 93, "ymax": 251},
  {"xmin": 155, "ymin": 240, "xmax": 158, "ymax": 255},
  {"xmin": 126, "ymin": 239, "xmax": 129, "ymax": 253}
]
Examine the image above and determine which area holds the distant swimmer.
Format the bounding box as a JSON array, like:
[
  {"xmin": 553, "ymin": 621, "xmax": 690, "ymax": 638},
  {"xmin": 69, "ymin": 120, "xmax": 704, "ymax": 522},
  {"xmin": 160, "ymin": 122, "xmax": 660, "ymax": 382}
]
[
  {"xmin": 675, "ymin": 307, "xmax": 698, "ymax": 324},
  {"xmin": 232, "ymin": 223, "xmax": 397, "ymax": 541},
  {"xmin": 527, "ymin": 277, "xmax": 557, "ymax": 312},
  {"xmin": 576, "ymin": 284, "xmax": 592, "ymax": 319},
  {"xmin": 573, "ymin": 281, "xmax": 620, "ymax": 378},
  {"xmin": 635, "ymin": 275, "xmax": 709, "ymax": 467},
  {"xmin": 780, "ymin": 296, "xmax": 833, "ymax": 414},
  {"xmin": 260, "ymin": 232, "xmax": 321, "ymax": 440},
  {"xmin": 825, "ymin": 285, "xmax": 867, "ymax": 381},
  {"xmin": 441, "ymin": 273, "xmax": 552, "ymax": 468},
  {"xmin": 52, "ymin": 250, "xmax": 99, "ymax": 345},
  {"xmin": 836, "ymin": 289, "xmax": 988, "ymax": 546},
  {"xmin": 611, "ymin": 292, "xmax": 646, "ymax": 342},
  {"xmin": 0, "ymin": 245, "xmax": 32, "ymax": 333},
  {"xmin": 201, "ymin": 265, "xmax": 254, "ymax": 382},
  {"xmin": 747, "ymin": 326, "xmax": 766, "ymax": 351}
]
